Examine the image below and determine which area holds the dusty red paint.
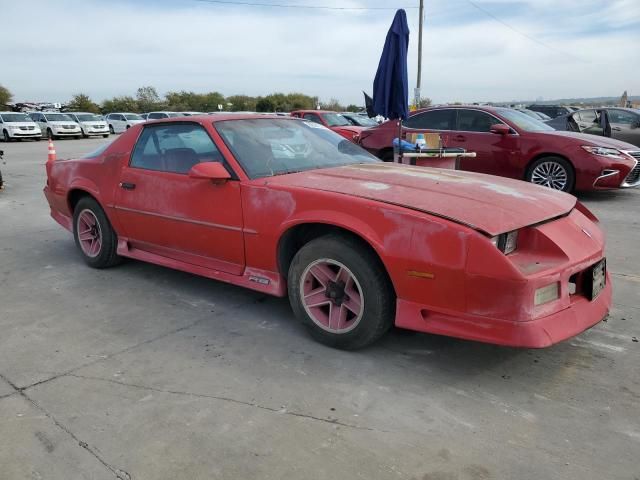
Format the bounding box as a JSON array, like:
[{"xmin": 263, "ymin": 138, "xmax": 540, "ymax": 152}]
[
  {"xmin": 43, "ymin": 114, "xmax": 611, "ymax": 348},
  {"xmin": 290, "ymin": 110, "xmax": 364, "ymax": 142}
]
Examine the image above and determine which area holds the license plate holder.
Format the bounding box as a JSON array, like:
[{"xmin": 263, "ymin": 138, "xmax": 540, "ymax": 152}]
[{"xmin": 586, "ymin": 259, "xmax": 606, "ymax": 301}]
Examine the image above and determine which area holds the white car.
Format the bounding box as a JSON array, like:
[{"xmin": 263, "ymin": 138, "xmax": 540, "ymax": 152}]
[
  {"xmin": 146, "ymin": 111, "xmax": 183, "ymax": 120},
  {"xmin": 66, "ymin": 113, "xmax": 109, "ymax": 138},
  {"xmin": 28, "ymin": 112, "xmax": 82, "ymax": 139},
  {"xmin": 0, "ymin": 112, "xmax": 42, "ymax": 141},
  {"xmin": 105, "ymin": 113, "xmax": 145, "ymax": 134}
]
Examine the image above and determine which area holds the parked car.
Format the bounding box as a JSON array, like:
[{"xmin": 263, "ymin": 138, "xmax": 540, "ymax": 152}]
[
  {"xmin": 341, "ymin": 112, "xmax": 380, "ymax": 127},
  {"xmin": 146, "ymin": 111, "xmax": 183, "ymax": 120},
  {"xmin": 546, "ymin": 108, "xmax": 640, "ymax": 147},
  {"xmin": 66, "ymin": 112, "xmax": 109, "ymax": 138},
  {"xmin": 181, "ymin": 111, "xmax": 203, "ymax": 116},
  {"xmin": 515, "ymin": 108, "xmax": 551, "ymax": 121},
  {"xmin": 105, "ymin": 113, "xmax": 145, "ymax": 134},
  {"xmin": 0, "ymin": 112, "xmax": 42, "ymax": 141},
  {"xmin": 44, "ymin": 115, "xmax": 611, "ymax": 350},
  {"xmin": 358, "ymin": 106, "xmax": 640, "ymax": 192},
  {"xmin": 29, "ymin": 112, "xmax": 82, "ymax": 139},
  {"xmin": 290, "ymin": 110, "xmax": 364, "ymax": 142},
  {"xmin": 528, "ymin": 104, "xmax": 574, "ymax": 119},
  {"xmin": 139, "ymin": 113, "xmax": 149, "ymax": 121}
]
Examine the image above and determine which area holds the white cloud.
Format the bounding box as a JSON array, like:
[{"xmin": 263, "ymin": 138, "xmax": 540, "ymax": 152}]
[{"xmin": 1, "ymin": 0, "xmax": 638, "ymax": 105}]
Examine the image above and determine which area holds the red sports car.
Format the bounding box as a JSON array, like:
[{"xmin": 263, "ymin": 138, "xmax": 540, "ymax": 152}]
[
  {"xmin": 290, "ymin": 110, "xmax": 364, "ymax": 143},
  {"xmin": 44, "ymin": 115, "xmax": 611, "ymax": 350},
  {"xmin": 359, "ymin": 105, "xmax": 640, "ymax": 192}
]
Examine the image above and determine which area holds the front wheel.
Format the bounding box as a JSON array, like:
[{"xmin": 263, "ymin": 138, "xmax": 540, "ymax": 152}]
[
  {"xmin": 288, "ymin": 234, "xmax": 395, "ymax": 350},
  {"xmin": 103, "ymin": 134, "xmax": 109, "ymax": 138},
  {"xmin": 2, "ymin": 130, "xmax": 10, "ymax": 142},
  {"xmin": 109, "ymin": 125, "xmax": 115, "ymax": 134},
  {"xmin": 526, "ymin": 156, "xmax": 575, "ymax": 192},
  {"xmin": 73, "ymin": 197, "xmax": 121, "ymax": 268}
]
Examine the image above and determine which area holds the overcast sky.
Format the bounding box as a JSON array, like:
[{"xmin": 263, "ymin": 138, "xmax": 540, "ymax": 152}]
[{"xmin": 3, "ymin": 0, "xmax": 639, "ymax": 105}]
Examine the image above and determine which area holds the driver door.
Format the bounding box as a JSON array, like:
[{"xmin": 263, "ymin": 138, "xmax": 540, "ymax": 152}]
[{"xmin": 114, "ymin": 122, "xmax": 245, "ymax": 274}]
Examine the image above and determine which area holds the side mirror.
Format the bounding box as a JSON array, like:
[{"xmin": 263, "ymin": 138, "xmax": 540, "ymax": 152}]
[
  {"xmin": 188, "ymin": 162, "xmax": 231, "ymax": 184},
  {"xmin": 490, "ymin": 124, "xmax": 511, "ymax": 135}
]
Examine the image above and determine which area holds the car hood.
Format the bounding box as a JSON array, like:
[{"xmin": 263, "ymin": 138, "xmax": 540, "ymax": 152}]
[
  {"xmin": 267, "ymin": 163, "xmax": 577, "ymax": 236},
  {"xmin": 332, "ymin": 125, "xmax": 365, "ymax": 134},
  {"xmin": 533, "ymin": 130, "xmax": 638, "ymax": 149}
]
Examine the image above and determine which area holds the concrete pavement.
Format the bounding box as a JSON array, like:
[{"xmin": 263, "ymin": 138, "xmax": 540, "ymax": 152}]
[{"xmin": 1, "ymin": 138, "xmax": 638, "ymax": 479}]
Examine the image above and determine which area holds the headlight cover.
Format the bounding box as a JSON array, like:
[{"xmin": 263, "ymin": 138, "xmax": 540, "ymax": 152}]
[
  {"xmin": 581, "ymin": 146, "xmax": 624, "ymax": 159},
  {"xmin": 490, "ymin": 230, "xmax": 518, "ymax": 255}
]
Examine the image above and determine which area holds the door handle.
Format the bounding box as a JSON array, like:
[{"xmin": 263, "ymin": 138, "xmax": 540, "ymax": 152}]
[
  {"xmin": 453, "ymin": 135, "xmax": 465, "ymax": 141},
  {"xmin": 119, "ymin": 182, "xmax": 136, "ymax": 190}
]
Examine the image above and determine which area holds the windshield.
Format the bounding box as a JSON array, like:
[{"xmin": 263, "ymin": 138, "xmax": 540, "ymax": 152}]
[
  {"xmin": 44, "ymin": 113, "xmax": 74, "ymax": 122},
  {"xmin": 215, "ymin": 118, "xmax": 379, "ymax": 179},
  {"xmin": 76, "ymin": 114, "xmax": 102, "ymax": 122},
  {"xmin": 322, "ymin": 113, "xmax": 351, "ymax": 127},
  {"xmin": 345, "ymin": 115, "xmax": 378, "ymax": 127},
  {"xmin": 125, "ymin": 114, "xmax": 143, "ymax": 120},
  {"xmin": 0, "ymin": 113, "xmax": 32, "ymax": 122},
  {"xmin": 497, "ymin": 108, "xmax": 555, "ymax": 132}
]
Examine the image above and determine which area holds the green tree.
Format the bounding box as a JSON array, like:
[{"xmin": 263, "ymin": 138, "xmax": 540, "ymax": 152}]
[
  {"xmin": 320, "ymin": 97, "xmax": 344, "ymax": 111},
  {"xmin": 255, "ymin": 96, "xmax": 275, "ymax": 112},
  {"xmin": 0, "ymin": 84, "xmax": 13, "ymax": 106},
  {"xmin": 136, "ymin": 85, "xmax": 162, "ymax": 112},
  {"xmin": 67, "ymin": 93, "xmax": 100, "ymax": 113},
  {"xmin": 101, "ymin": 96, "xmax": 138, "ymax": 113},
  {"xmin": 345, "ymin": 104, "xmax": 360, "ymax": 112},
  {"xmin": 226, "ymin": 95, "xmax": 257, "ymax": 112},
  {"xmin": 418, "ymin": 97, "xmax": 432, "ymax": 108}
]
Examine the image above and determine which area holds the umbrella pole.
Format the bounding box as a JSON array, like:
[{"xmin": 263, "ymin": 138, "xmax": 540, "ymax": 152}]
[{"xmin": 397, "ymin": 119, "xmax": 403, "ymax": 164}]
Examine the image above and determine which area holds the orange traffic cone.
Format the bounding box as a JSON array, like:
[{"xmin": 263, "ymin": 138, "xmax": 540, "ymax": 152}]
[{"xmin": 47, "ymin": 139, "xmax": 56, "ymax": 163}]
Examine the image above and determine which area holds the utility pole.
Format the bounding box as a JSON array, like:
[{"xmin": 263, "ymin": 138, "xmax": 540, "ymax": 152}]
[{"xmin": 415, "ymin": 0, "xmax": 424, "ymax": 109}]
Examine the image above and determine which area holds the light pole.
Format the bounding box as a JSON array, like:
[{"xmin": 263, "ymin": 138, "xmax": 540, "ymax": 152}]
[{"xmin": 415, "ymin": 0, "xmax": 424, "ymax": 108}]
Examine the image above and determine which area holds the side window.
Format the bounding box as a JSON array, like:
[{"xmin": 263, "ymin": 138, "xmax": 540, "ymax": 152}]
[
  {"xmin": 577, "ymin": 110, "xmax": 597, "ymax": 124},
  {"xmin": 608, "ymin": 110, "xmax": 636, "ymax": 125},
  {"xmin": 117, "ymin": 114, "xmax": 126, "ymax": 121},
  {"xmin": 303, "ymin": 113, "xmax": 322, "ymax": 124},
  {"xmin": 0, "ymin": 117, "xmax": 3, "ymax": 124},
  {"xmin": 147, "ymin": 113, "xmax": 160, "ymax": 120},
  {"xmin": 456, "ymin": 110, "xmax": 501, "ymax": 132},
  {"xmin": 130, "ymin": 123, "xmax": 223, "ymax": 174},
  {"xmin": 404, "ymin": 109, "xmax": 456, "ymax": 130}
]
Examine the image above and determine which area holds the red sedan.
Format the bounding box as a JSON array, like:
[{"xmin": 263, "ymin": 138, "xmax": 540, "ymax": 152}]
[
  {"xmin": 359, "ymin": 105, "xmax": 640, "ymax": 192},
  {"xmin": 290, "ymin": 110, "xmax": 364, "ymax": 142},
  {"xmin": 44, "ymin": 115, "xmax": 611, "ymax": 349}
]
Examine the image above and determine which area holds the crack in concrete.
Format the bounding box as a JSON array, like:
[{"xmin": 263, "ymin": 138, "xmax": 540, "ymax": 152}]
[
  {"xmin": 0, "ymin": 372, "xmax": 130, "ymax": 480},
  {"xmin": 67, "ymin": 373, "xmax": 381, "ymax": 433},
  {"xmin": 19, "ymin": 294, "xmax": 270, "ymax": 392}
]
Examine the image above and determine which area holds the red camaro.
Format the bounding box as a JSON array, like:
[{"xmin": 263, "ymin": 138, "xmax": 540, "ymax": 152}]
[
  {"xmin": 290, "ymin": 110, "xmax": 364, "ymax": 143},
  {"xmin": 44, "ymin": 115, "xmax": 611, "ymax": 350},
  {"xmin": 359, "ymin": 105, "xmax": 640, "ymax": 192}
]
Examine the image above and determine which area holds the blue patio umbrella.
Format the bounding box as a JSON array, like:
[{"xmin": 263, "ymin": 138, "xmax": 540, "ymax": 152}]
[{"xmin": 372, "ymin": 9, "xmax": 410, "ymax": 121}]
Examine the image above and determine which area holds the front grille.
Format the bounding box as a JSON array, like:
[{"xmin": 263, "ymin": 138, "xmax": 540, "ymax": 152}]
[
  {"xmin": 623, "ymin": 151, "xmax": 640, "ymax": 186},
  {"xmin": 19, "ymin": 126, "xmax": 35, "ymax": 130}
]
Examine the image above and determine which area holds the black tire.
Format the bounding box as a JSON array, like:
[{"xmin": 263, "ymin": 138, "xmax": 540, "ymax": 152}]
[
  {"xmin": 288, "ymin": 234, "xmax": 395, "ymax": 350},
  {"xmin": 2, "ymin": 130, "xmax": 10, "ymax": 142},
  {"xmin": 35, "ymin": 137, "xmax": 42, "ymax": 141},
  {"xmin": 126, "ymin": 125, "xmax": 130, "ymax": 130},
  {"xmin": 526, "ymin": 156, "xmax": 575, "ymax": 192},
  {"xmin": 109, "ymin": 125, "xmax": 115, "ymax": 134},
  {"xmin": 82, "ymin": 131, "xmax": 88, "ymax": 138},
  {"xmin": 47, "ymin": 128, "xmax": 56, "ymax": 140},
  {"xmin": 72, "ymin": 196, "xmax": 121, "ymax": 268},
  {"xmin": 103, "ymin": 134, "xmax": 109, "ymax": 138}
]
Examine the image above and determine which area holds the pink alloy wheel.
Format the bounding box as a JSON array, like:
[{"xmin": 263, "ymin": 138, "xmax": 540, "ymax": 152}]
[
  {"xmin": 300, "ymin": 258, "xmax": 364, "ymax": 334},
  {"xmin": 77, "ymin": 209, "xmax": 102, "ymax": 258}
]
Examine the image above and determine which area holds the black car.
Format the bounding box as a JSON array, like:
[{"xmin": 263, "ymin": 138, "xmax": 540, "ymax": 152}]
[{"xmin": 528, "ymin": 105, "xmax": 575, "ymax": 119}]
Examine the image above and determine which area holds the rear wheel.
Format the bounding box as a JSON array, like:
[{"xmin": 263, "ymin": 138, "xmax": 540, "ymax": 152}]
[
  {"xmin": 527, "ymin": 156, "xmax": 575, "ymax": 192},
  {"xmin": 288, "ymin": 234, "xmax": 394, "ymax": 350},
  {"xmin": 72, "ymin": 197, "xmax": 121, "ymax": 268}
]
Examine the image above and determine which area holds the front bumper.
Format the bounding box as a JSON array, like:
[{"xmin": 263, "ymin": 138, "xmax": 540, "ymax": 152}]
[
  {"xmin": 395, "ymin": 272, "xmax": 611, "ymax": 347},
  {"xmin": 52, "ymin": 129, "xmax": 81, "ymax": 136},
  {"xmin": 7, "ymin": 129, "xmax": 41, "ymax": 138}
]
